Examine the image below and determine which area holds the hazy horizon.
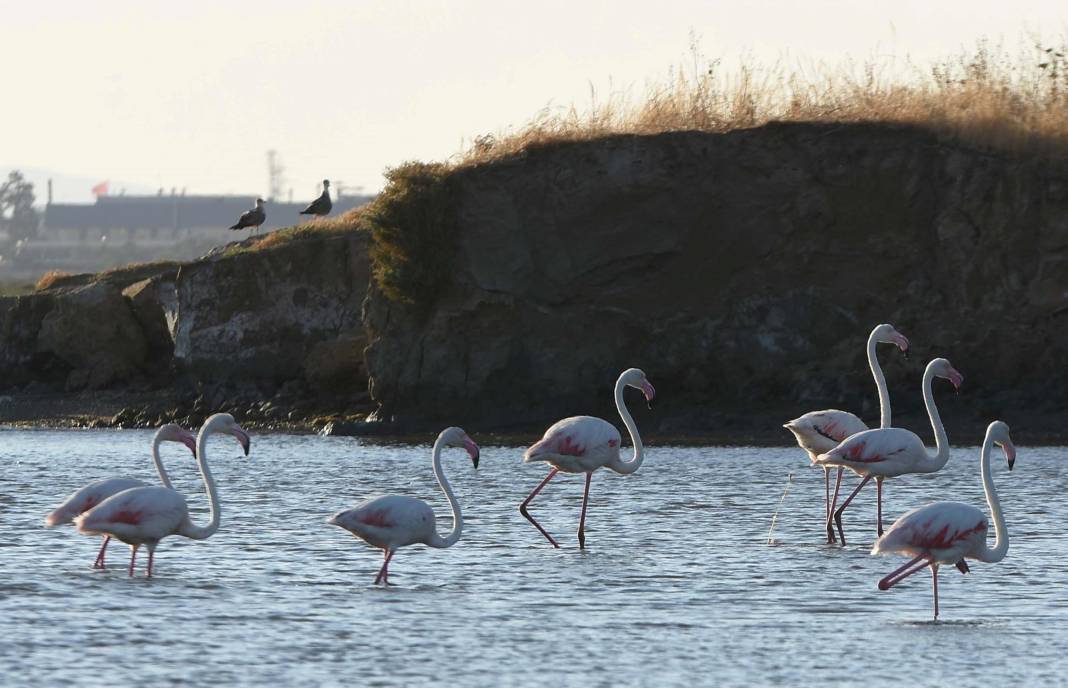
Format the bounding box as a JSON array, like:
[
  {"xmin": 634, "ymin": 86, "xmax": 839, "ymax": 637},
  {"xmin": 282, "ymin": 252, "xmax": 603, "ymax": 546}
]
[{"xmin": 3, "ymin": 0, "xmax": 1066, "ymax": 203}]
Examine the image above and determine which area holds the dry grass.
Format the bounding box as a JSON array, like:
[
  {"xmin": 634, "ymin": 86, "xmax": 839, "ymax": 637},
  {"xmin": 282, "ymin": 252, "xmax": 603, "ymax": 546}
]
[
  {"xmin": 457, "ymin": 37, "xmax": 1068, "ymax": 167},
  {"xmin": 221, "ymin": 206, "xmax": 369, "ymax": 257},
  {"xmin": 34, "ymin": 270, "xmax": 73, "ymax": 292}
]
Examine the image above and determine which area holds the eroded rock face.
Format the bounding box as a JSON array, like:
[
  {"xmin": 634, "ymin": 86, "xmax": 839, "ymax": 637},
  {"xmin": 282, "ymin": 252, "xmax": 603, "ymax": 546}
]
[
  {"xmin": 365, "ymin": 123, "xmax": 1068, "ymax": 432},
  {"xmin": 0, "ymin": 292, "xmax": 62, "ymax": 388},
  {"xmin": 37, "ymin": 282, "xmax": 148, "ymax": 390},
  {"xmin": 173, "ymin": 232, "xmax": 371, "ymax": 391}
]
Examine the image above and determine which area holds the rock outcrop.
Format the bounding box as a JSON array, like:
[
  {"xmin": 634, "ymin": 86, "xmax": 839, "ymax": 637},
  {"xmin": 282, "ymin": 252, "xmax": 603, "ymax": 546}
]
[
  {"xmin": 173, "ymin": 232, "xmax": 370, "ymax": 396},
  {"xmin": 0, "ymin": 230, "xmax": 374, "ymax": 426},
  {"xmin": 364, "ymin": 123, "xmax": 1068, "ymax": 435}
]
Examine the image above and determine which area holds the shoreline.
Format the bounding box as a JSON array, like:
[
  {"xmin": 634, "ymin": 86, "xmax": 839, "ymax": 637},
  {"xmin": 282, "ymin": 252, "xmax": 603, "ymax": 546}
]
[{"xmin": 3, "ymin": 390, "xmax": 1065, "ymax": 445}]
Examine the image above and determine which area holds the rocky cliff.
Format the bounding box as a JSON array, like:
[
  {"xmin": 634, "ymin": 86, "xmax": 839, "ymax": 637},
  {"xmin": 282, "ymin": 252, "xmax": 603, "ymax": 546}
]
[
  {"xmin": 4, "ymin": 122, "xmax": 1068, "ymax": 440},
  {"xmin": 364, "ymin": 122, "xmax": 1068, "ymax": 438},
  {"xmin": 0, "ymin": 231, "xmax": 372, "ymax": 429}
]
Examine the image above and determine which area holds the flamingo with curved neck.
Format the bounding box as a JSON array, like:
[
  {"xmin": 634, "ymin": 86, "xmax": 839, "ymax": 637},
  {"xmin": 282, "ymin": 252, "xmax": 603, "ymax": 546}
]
[
  {"xmin": 44, "ymin": 424, "xmax": 196, "ymax": 569},
  {"xmin": 75, "ymin": 414, "xmax": 250, "ymax": 577},
  {"xmin": 784, "ymin": 324, "xmax": 909, "ymax": 543},
  {"xmin": 816, "ymin": 357, "xmax": 962, "ymax": 545},
  {"xmin": 519, "ymin": 367, "xmax": 655, "ymax": 549},
  {"xmin": 327, "ymin": 427, "xmax": 480, "ymax": 585},
  {"xmin": 872, "ymin": 421, "xmax": 1015, "ymax": 619}
]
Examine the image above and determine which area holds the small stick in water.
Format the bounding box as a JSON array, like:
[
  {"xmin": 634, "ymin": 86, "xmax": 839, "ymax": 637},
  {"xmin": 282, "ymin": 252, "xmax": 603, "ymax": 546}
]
[{"xmin": 766, "ymin": 473, "xmax": 794, "ymax": 545}]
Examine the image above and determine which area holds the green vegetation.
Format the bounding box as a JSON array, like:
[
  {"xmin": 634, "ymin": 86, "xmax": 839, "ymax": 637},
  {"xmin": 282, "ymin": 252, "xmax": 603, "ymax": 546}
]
[
  {"xmin": 0, "ymin": 171, "xmax": 38, "ymax": 251},
  {"xmin": 364, "ymin": 162, "xmax": 457, "ymax": 305}
]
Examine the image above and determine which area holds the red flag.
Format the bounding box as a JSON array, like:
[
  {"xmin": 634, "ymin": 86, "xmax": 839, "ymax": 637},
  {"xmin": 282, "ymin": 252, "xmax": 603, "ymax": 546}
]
[{"xmin": 91, "ymin": 181, "xmax": 109, "ymax": 197}]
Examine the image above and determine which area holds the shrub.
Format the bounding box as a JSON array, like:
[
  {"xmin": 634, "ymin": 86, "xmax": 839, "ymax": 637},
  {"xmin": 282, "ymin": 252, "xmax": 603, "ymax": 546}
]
[{"xmin": 364, "ymin": 162, "xmax": 458, "ymax": 305}]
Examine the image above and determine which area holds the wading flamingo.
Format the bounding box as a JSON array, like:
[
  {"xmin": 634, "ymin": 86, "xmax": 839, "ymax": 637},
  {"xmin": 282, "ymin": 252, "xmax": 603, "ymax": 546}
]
[
  {"xmin": 817, "ymin": 358, "xmax": 962, "ymax": 545},
  {"xmin": 784, "ymin": 324, "xmax": 910, "ymax": 543},
  {"xmin": 327, "ymin": 427, "xmax": 479, "ymax": 585},
  {"xmin": 75, "ymin": 413, "xmax": 250, "ymax": 577},
  {"xmin": 520, "ymin": 367, "xmax": 655, "ymax": 549},
  {"xmin": 873, "ymin": 421, "xmax": 1015, "ymax": 619},
  {"xmin": 44, "ymin": 424, "xmax": 197, "ymax": 568}
]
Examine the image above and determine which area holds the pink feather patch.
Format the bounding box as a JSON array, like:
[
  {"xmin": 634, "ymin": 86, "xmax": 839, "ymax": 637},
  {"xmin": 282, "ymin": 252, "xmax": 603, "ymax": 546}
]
[
  {"xmin": 358, "ymin": 509, "xmax": 394, "ymax": 528},
  {"xmin": 557, "ymin": 435, "xmax": 585, "ymax": 456},
  {"xmin": 110, "ymin": 510, "xmax": 142, "ymax": 525}
]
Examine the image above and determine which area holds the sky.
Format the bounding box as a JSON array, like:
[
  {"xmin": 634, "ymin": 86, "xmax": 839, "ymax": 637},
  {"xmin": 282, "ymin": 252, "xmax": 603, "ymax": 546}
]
[{"xmin": 2, "ymin": 0, "xmax": 1067, "ymax": 203}]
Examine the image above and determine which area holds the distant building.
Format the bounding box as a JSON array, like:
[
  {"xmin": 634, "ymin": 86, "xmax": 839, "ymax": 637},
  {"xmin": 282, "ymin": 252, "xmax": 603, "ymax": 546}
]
[{"xmin": 9, "ymin": 191, "xmax": 373, "ymax": 278}]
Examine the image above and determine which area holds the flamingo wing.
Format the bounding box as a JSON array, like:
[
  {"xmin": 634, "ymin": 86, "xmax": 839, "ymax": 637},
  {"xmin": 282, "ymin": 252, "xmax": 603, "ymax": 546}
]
[
  {"xmin": 523, "ymin": 416, "xmax": 622, "ymax": 467},
  {"xmin": 815, "ymin": 427, "xmax": 923, "ymax": 471},
  {"xmin": 873, "ymin": 501, "xmax": 988, "ymax": 562},
  {"xmin": 76, "ymin": 486, "xmax": 188, "ymax": 543},
  {"xmin": 45, "ymin": 477, "xmax": 148, "ymax": 526},
  {"xmin": 329, "ymin": 495, "xmax": 435, "ymax": 549},
  {"xmin": 784, "ymin": 410, "xmax": 868, "ymax": 458}
]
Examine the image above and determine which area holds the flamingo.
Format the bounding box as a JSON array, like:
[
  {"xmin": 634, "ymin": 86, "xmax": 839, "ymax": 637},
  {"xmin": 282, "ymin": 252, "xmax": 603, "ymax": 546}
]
[
  {"xmin": 327, "ymin": 427, "xmax": 480, "ymax": 585},
  {"xmin": 520, "ymin": 367, "xmax": 655, "ymax": 549},
  {"xmin": 44, "ymin": 423, "xmax": 197, "ymax": 569},
  {"xmin": 816, "ymin": 357, "xmax": 963, "ymax": 545},
  {"xmin": 784, "ymin": 323, "xmax": 910, "ymax": 543},
  {"xmin": 75, "ymin": 413, "xmax": 250, "ymax": 577},
  {"xmin": 872, "ymin": 421, "xmax": 1015, "ymax": 619}
]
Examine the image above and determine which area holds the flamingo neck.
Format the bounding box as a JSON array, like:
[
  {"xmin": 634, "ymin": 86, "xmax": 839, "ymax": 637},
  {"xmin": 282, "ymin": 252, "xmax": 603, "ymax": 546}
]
[
  {"xmin": 609, "ymin": 375, "xmax": 644, "ymax": 475},
  {"xmin": 428, "ymin": 436, "xmax": 462, "ymax": 549},
  {"xmin": 920, "ymin": 364, "xmax": 950, "ymax": 472},
  {"xmin": 867, "ymin": 329, "xmax": 891, "ymax": 428},
  {"xmin": 181, "ymin": 426, "xmax": 221, "ymax": 540},
  {"xmin": 977, "ymin": 431, "xmax": 1009, "ymax": 563},
  {"xmin": 150, "ymin": 431, "xmax": 174, "ymax": 490}
]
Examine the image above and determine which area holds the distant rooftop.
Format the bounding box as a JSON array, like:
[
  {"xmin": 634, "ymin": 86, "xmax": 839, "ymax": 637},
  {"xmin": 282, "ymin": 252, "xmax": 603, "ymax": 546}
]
[{"xmin": 43, "ymin": 193, "xmax": 374, "ymax": 232}]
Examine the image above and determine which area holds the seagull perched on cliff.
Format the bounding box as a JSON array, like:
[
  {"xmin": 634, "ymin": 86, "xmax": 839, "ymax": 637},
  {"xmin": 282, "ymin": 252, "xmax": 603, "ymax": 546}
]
[
  {"xmin": 229, "ymin": 198, "xmax": 266, "ymax": 234},
  {"xmin": 300, "ymin": 179, "xmax": 332, "ymax": 219}
]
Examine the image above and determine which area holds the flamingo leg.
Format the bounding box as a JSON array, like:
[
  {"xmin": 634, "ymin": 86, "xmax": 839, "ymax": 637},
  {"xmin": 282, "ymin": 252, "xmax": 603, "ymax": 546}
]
[
  {"xmin": 878, "ymin": 554, "xmax": 928, "ymax": 590},
  {"xmin": 577, "ymin": 472, "xmax": 592, "ymax": 549},
  {"xmin": 832, "ymin": 475, "xmax": 872, "ymax": 546},
  {"xmin": 128, "ymin": 545, "xmax": 139, "ymax": 577},
  {"xmin": 93, "ymin": 536, "xmax": 111, "ymax": 569},
  {"xmin": 374, "ymin": 549, "xmax": 395, "ymax": 585},
  {"xmin": 826, "ymin": 469, "xmax": 844, "ymax": 544},
  {"xmin": 823, "ymin": 467, "xmax": 831, "ymax": 521},
  {"xmin": 146, "ymin": 547, "xmax": 155, "ymax": 578},
  {"xmin": 876, "ymin": 477, "xmax": 884, "ymax": 536},
  {"xmin": 519, "ymin": 468, "xmax": 561, "ymax": 548},
  {"xmin": 932, "ymin": 563, "xmax": 940, "ymax": 620}
]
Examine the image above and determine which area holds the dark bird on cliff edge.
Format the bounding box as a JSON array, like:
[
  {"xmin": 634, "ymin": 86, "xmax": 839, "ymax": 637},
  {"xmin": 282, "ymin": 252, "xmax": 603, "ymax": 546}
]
[
  {"xmin": 229, "ymin": 198, "xmax": 266, "ymax": 233},
  {"xmin": 300, "ymin": 179, "xmax": 332, "ymax": 218}
]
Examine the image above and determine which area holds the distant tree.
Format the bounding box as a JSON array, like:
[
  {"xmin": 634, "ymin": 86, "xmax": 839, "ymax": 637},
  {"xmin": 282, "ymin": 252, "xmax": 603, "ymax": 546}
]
[{"xmin": 0, "ymin": 170, "xmax": 38, "ymax": 245}]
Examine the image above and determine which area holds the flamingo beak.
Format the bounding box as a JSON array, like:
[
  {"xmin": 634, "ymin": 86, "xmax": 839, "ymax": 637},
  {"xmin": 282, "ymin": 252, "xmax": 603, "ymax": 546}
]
[
  {"xmin": 641, "ymin": 380, "xmax": 656, "ymax": 410},
  {"xmin": 464, "ymin": 438, "xmax": 480, "ymax": 469},
  {"xmin": 181, "ymin": 432, "xmax": 198, "ymax": 458},
  {"xmin": 894, "ymin": 333, "xmax": 910, "ymax": 359},
  {"xmin": 232, "ymin": 428, "xmax": 251, "ymax": 456},
  {"xmin": 948, "ymin": 368, "xmax": 964, "ymax": 394},
  {"xmin": 1003, "ymin": 442, "xmax": 1016, "ymax": 471}
]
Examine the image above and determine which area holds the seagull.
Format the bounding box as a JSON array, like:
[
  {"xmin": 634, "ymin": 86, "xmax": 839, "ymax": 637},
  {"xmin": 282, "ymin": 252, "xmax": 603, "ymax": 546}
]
[
  {"xmin": 230, "ymin": 198, "xmax": 266, "ymax": 233},
  {"xmin": 300, "ymin": 180, "xmax": 332, "ymax": 218}
]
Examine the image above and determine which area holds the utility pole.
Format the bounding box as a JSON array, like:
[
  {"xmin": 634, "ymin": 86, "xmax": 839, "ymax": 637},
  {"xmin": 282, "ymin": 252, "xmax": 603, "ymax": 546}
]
[{"xmin": 267, "ymin": 150, "xmax": 286, "ymax": 202}]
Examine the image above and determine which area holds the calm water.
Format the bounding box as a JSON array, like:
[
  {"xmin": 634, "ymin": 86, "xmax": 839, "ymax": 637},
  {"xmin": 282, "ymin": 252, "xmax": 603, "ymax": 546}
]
[{"xmin": 2, "ymin": 428, "xmax": 1067, "ymax": 686}]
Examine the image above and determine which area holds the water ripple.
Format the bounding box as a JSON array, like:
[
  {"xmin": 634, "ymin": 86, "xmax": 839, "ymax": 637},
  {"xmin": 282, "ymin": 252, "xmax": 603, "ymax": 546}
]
[{"xmin": 2, "ymin": 430, "xmax": 1067, "ymax": 686}]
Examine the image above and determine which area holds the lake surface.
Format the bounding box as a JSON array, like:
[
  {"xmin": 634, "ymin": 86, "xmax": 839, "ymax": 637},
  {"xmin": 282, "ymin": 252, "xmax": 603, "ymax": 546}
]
[{"xmin": 2, "ymin": 428, "xmax": 1067, "ymax": 686}]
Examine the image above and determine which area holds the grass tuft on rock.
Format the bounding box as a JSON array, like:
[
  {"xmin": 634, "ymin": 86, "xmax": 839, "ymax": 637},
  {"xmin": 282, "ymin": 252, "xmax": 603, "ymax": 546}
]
[{"xmin": 364, "ymin": 162, "xmax": 458, "ymax": 305}]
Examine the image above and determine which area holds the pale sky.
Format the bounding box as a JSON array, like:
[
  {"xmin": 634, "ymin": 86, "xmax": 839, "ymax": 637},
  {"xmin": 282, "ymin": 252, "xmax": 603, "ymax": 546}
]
[{"xmin": 2, "ymin": 0, "xmax": 1066, "ymax": 203}]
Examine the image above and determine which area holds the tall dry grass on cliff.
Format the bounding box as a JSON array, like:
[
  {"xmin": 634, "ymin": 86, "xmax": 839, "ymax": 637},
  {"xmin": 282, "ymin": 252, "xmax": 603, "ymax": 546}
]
[{"xmin": 459, "ymin": 38, "xmax": 1068, "ymax": 166}]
